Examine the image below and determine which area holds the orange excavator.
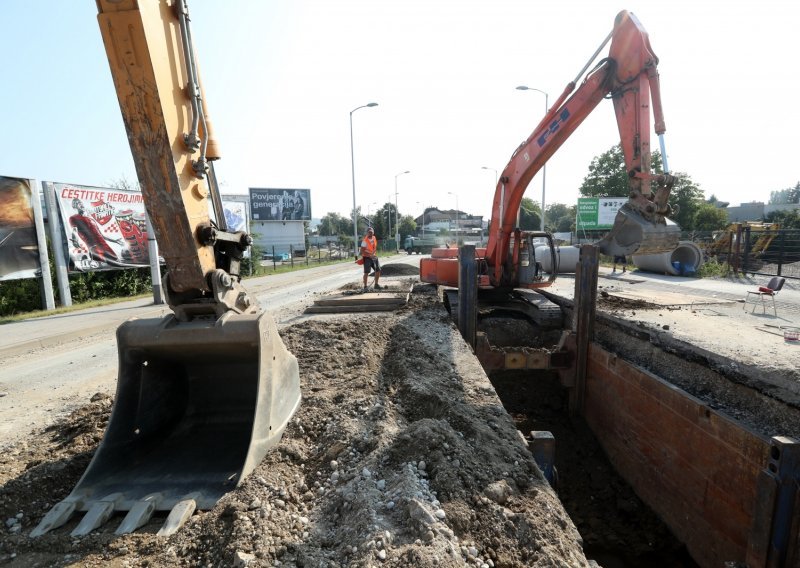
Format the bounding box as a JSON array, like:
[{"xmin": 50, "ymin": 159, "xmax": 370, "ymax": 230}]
[
  {"xmin": 421, "ymin": 10, "xmax": 679, "ymax": 292},
  {"xmin": 32, "ymin": 0, "xmax": 300, "ymax": 537}
]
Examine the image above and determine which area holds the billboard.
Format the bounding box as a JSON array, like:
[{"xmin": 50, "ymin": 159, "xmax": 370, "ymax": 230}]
[
  {"xmin": 51, "ymin": 182, "xmax": 156, "ymax": 272},
  {"xmin": 576, "ymin": 197, "xmax": 627, "ymax": 229},
  {"xmin": 221, "ymin": 196, "xmax": 250, "ymax": 258},
  {"xmin": 0, "ymin": 176, "xmax": 42, "ymax": 281},
  {"xmin": 249, "ymin": 188, "xmax": 311, "ymax": 221},
  {"xmin": 221, "ymin": 197, "xmax": 249, "ymax": 232}
]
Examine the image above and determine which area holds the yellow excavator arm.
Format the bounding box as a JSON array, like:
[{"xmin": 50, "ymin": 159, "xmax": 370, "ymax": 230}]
[
  {"xmin": 97, "ymin": 0, "xmax": 253, "ymax": 319},
  {"xmin": 31, "ymin": 0, "xmax": 301, "ymax": 538}
]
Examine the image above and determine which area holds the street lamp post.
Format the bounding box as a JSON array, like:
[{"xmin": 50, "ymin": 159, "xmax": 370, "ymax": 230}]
[
  {"xmin": 394, "ymin": 170, "xmax": 410, "ymax": 252},
  {"xmin": 350, "ymin": 102, "xmax": 378, "ymax": 257},
  {"xmin": 416, "ymin": 201, "xmax": 425, "ymax": 237},
  {"xmin": 386, "ymin": 205, "xmax": 391, "ymax": 249},
  {"xmin": 481, "ymin": 166, "xmax": 498, "ymax": 186},
  {"xmin": 447, "ymin": 191, "xmax": 459, "ymax": 245},
  {"xmin": 366, "ymin": 201, "xmax": 378, "ymax": 223},
  {"xmin": 516, "ymin": 86, "xmax": 548, "ymax": 232}
]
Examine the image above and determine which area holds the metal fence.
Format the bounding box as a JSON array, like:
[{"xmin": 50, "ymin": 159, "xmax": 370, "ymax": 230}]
[
  {"xmin": 257, "ymin": 243, "xmax": 352, "ymax": 271},
  {"xmin": 683, "ymin": 228, "xmax": 800, "ymax": 280}
]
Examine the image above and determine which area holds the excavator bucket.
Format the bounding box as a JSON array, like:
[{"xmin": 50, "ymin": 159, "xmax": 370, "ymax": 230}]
[
  {"xmin": 597, "ymin": 202, "xmax": 680, "ymax": 257},
  {"xmin": 32, "ymin": 311, "xmax": 300, "ymax": 537}
]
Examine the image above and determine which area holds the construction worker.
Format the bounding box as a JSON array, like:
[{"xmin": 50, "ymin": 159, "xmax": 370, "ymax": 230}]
[
  {"xmin": 612, "ymin": 254, "xmax": 628, "ymax": 273},
  {"xmin": 360, "ymin": 226, "xmax": 382, "ymax": 291}
]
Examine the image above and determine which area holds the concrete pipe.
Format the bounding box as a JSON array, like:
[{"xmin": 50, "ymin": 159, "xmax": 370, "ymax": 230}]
[
  {"xmin": 632, "ymin": 241, "xmax": 704, "ymax": 276},
  {"xmin": 535, "ymin": 245, "xmax": 581, "ymax": 274}
]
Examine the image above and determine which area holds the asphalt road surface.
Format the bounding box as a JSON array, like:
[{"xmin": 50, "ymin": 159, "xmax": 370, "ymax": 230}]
[
  {"xmin": 0, "ymin": 254, "xmax": 416, "ymax": 449},
  {"xmin": 2, "ymin": 254, "xmax": 798, "ymax": 450}
]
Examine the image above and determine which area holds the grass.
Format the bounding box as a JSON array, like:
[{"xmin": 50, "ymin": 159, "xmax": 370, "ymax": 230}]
[
  {"xmin": 0, "ymin": 257, "xmax": 356, "ymax": 325},
  {"xmin": 252, "ymin": 257, "xmax": 353, "ymax": 276},
  {"xmin": 0, "ymin": 293, "xmax": 152, "ymax": 324}
]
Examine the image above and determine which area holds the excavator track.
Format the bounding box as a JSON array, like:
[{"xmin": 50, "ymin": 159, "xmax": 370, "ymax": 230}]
[{"xmin": 443, "ymin": 288, "xmax": 564, "ymax": 330}]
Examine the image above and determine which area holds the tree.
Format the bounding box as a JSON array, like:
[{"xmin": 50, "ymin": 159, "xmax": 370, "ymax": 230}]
[
  {"xmin": 518, "ymin": 197, "xmax": 541, "ymax": 231},
  {"xmin": 667, "ymin": 173, "xmax": 705, "ymax": 230},
  {"xmin": 579, "ymin": 144, "xmax": 664, "ymax": 197},
  {"xmin": 318, "ymin": 212, "xmax": 350, "ymax": 236},
  {"xmin": 107, "ymin": 175, "xmax": 140, "ymax": 191},
  {"xmin": 545, "ymin": 203, "xmax": 575, "ymax": 233},
  {"xmin": 693, "ymin": 203, "xmax": 729, "ymax": 232},
  {"xmin": 372, "ymin": 203, "xmax": 396, "ymax": 241},
  {"xmin": 579, "ymin": 145, "xmax": 629, "ymax": 197},
  {"xmin": 580, "ymin": 144, "xmax": 706, "ymax": 230},
  {"xmin": 398, "ymin": 215, "xmax": 417, "ymax": 243},
  {"xmin": 768, "ymin": 182, "xmax": 800, "ymax": 205},
  {"xmin": 766, "ymin": 208, "xmax": 800, "ymax": 230},
  {"xmin": 706, "ymin": 194, "xmax": 729, "ymax": 208}
]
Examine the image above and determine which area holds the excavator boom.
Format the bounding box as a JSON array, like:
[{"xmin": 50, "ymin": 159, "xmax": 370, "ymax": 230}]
[
  {"xmin": 421, "ymin": 10, "xmax": 679, "ymax": 289},
  {"xmin": 32, "ymin": 0, "xmax": 301, "ymax": 538}
]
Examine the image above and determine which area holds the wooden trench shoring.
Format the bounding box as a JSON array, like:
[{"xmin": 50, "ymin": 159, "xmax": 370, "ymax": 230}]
[{"xmin": 455, "ymin": 244, "xmax": 800, "ymax": 568}]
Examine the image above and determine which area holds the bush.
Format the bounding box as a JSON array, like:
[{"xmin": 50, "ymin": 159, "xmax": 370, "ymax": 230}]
[
  {"xmin": 697, "ymin": 257, "xmax": 726, "ymax": 278},
  {"xmin": 69, "ymin": 267, "xmax": 152, "ymax": 304},
  {"xmin": 0, "ymin": 278, "xmax": 44, "ymax": 317},
  {"xmin": 0, "ymin": 267, "xmax": 152, "ymax": 317}
]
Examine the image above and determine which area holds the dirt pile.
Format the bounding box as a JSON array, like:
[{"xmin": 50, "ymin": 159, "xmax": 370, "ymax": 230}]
[{"xmin": 0, "ymin": 285, "xmax": 591, "ymax": 567}]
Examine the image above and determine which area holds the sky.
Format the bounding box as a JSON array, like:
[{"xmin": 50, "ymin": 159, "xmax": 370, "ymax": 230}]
[{"xmin": 2, "ymin": 1, "xmax": 799, "ymax": 224}]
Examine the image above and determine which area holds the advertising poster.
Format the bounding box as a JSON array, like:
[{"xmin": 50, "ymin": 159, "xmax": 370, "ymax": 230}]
[
  {"xmin": 222, "ymin": 198, "xmax": 248, "ymax": 232},
  {"xmin": 52, "ymin": 182, "xmax": 154, "ymax": 272},
  {"xmin": 249, "ymin": 188, "xmax": 311, "ymax": 221},
  {"xmin": 576, "ymin": 197, "xmax": 627, "ymax": 229},
  {"xmin": 222, "ymin": 197, "xmax": 250, "ymax": 258},
  {"xmin": 0, "ymin": 176, "xmax": 41, "ymax": 281},
  {"xmin": 598, "ymin": 197, "xmax": 628, "ymax": 227}
]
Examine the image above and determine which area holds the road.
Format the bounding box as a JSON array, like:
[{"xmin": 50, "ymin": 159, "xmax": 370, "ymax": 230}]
[
  {"xmin": 2, "ymin": 253, "xmax": 798, "ymax": 449},
  {"xmin": 0, "ymin": 254, "xmax": 415, "ymax": 449}
]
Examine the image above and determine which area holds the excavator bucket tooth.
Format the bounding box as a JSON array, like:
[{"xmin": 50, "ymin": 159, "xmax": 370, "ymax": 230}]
[
  {"xmin": 71, "ymin": 493, "xmax": 123, "ymax": 537},
  {"xmin": 157, "ymin": 495, "xmax": 199, "ymax": 537},
  {"xmin": 33, "ymin": 311, "xmax": 300, "ymax": 537},
  {"xmin": 30, "ymin": 500, "xmax": 78, "ymax": 537},
  {"xmin": 115, "ymin": 493, "xmax": 162, "ymax": 535},
  {"xmin": 598, "ymin": 203, "xmax": 680, "ymax": 257}
]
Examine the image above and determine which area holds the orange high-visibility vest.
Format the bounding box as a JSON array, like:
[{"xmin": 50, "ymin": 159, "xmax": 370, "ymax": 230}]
[{"xmin": 362, "ymin": 235, "xmax": 377, "ymax": 256}]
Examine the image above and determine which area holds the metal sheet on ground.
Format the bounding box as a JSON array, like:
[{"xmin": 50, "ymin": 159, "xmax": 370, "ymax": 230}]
[
  {"xmin": 607, "ymin": 290, "xmax": 737, "ymax": 307},
  {"xmin": 304, "ymin": 282, "xmax": 411, "ymax": 313}
]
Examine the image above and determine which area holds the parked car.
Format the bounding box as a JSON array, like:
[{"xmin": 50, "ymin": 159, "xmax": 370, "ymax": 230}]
[{"xmin": 262, "ymin": 252, "xmax": 290, "ymax": 261}]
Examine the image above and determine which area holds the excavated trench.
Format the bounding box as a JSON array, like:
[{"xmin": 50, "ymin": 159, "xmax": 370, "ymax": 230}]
[
  {"xmin": 477, "ymin": 315, "xmax": 695, "ymax": 566},
  {"xmin": 476, "ymin": 309, "xmax": 800, "ymax": 568}
]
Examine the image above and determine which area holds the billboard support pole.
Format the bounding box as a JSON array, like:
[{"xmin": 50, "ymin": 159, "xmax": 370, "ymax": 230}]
[
  {"xmin": 27, "ymin": 179, "xmax": 55, "ymax": 310},
  {"xmin": 145, "ymin": 212, "xmax": 164, "ymax": 304},
  {"xmin": 42, "ymin": 182, "xmax": 72, "ymax": 307}
]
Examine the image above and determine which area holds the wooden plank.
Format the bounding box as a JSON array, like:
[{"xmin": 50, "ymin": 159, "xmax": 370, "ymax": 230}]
[
  {"xmin": 312, "ymin": 295, "xmax": 406, "ymax": 307},
  {"xmin": 304, "ymin": 303, "xmax": 400, "ymax": 313}
]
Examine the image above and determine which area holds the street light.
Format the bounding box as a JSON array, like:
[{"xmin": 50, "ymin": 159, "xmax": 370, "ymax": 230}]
[
  {"xmin": 481, "ymin": 166, "xmax": 498, "ymax": 186},
  {"xmin": 416, "ymin": 201, "xmax": 425, "ymax": 237},
  {"xmin": 394, "ymin": 170, "xmax": 410, "ymax": 252},
  {"xmin": 386, "ymin": 203, "xmax": 392, "ymax": 248},
  {"xmin": 516, "ymin": 85, "xmax": 549, "ymax": 232},
  {"xmin": 447, "ymin": 191, "xmax": 459, "ymax": 245},
  {"xmin": 350, "ymin": 102, "xmax": 378, "ymax": 257}
]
